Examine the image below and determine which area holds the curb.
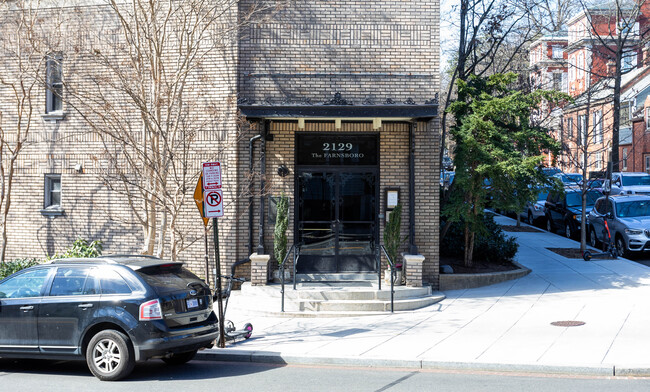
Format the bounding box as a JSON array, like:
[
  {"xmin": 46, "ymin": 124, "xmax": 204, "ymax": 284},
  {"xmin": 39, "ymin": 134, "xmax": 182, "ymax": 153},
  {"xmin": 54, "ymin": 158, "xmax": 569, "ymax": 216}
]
[{"xmin": 195, "ymin": 350, "xmax": 650, "ymax": 377}]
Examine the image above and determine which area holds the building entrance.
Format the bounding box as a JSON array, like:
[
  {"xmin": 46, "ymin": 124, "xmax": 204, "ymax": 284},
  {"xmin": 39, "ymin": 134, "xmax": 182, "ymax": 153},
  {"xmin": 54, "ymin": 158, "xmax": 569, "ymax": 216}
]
[{"xmin": 295, "ymin": 133, "xmax": 379, "ymax": 273}]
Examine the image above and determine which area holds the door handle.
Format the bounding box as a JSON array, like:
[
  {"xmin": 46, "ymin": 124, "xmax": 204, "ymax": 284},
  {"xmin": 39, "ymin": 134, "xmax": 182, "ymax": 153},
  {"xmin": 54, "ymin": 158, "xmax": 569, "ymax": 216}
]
[
  {"xmin": 78, "ymin": 303, "xmax": 94, "ymax": 309},
  {"xmin": 20, "ymin": 305, "xmax": 34, "ymax": 311}
]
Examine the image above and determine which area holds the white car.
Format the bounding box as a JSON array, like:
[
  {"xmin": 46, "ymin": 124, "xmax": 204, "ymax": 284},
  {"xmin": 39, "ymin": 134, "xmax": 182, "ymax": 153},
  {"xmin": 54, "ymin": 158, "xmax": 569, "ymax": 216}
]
[{"xmin": 607, "ymin": 172, "xmax": 650, "ymax": 195}]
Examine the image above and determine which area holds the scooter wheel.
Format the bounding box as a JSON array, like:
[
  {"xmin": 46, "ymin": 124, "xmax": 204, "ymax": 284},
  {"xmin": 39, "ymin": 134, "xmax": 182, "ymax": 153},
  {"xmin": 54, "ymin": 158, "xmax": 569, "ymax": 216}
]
[
  {"xmin": 583, "ymin": 251, "xmax": 592, "ymax": 261},
  {"xmin": 244, "ymin": 323, "xmax": 253, "ymax": 339}
]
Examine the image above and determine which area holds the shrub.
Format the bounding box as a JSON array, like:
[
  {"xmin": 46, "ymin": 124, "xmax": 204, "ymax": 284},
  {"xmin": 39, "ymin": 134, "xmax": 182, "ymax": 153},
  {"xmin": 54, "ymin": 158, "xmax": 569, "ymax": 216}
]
[
  {"xmin": 46, "ymin": 238, "xmax": 103, "ymax": 260},
  {"xmin": 0, "ymin": 258, "xmax": 40, "ymax": 280},
  {"xmin": 274, "ymin": 194, "xmax": 289, "ymax": 264},
  {"xmin": 441, "ymin": 214, "xmax": 518, "ymax": 264}
]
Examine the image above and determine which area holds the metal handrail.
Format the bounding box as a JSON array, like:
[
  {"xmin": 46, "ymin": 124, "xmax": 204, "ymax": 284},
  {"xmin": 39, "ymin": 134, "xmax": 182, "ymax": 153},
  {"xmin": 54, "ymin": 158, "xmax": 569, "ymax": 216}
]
[
  {"xmin": 380, "ymin": 245, "xmax": 396, "ymax": 313},
  {"xmin": 279, "ymin": 243, "xmax": 301, "ymax": 312}
]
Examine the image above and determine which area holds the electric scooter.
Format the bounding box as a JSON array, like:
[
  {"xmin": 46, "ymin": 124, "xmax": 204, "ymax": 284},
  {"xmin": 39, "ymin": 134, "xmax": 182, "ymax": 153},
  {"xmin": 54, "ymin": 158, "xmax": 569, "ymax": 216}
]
[
  {"xmin": 582, "ymin": 214, "xmax": 618, "ymax": 261},
  {"xmin": 213, "ymin": 274, "xmax": 253, "ymax": 342}
]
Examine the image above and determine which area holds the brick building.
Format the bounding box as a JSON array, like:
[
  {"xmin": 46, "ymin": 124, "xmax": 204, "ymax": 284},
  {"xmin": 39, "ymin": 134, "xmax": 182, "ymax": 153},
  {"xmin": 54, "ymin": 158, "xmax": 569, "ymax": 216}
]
[
  {"xmin": 530, "ymin": 2, "xmax": 650, "ymax": 175},
  {"xmin": 0, "ymin": 1, "xmax": 441, "ymax": 287}
]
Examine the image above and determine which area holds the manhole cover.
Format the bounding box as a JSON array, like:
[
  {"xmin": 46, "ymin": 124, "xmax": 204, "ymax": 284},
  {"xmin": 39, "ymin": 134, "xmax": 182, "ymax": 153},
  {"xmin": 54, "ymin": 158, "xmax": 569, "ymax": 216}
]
[{"xmin": 550, "ymin": 320, "xmax": 586, "ymax": 327}]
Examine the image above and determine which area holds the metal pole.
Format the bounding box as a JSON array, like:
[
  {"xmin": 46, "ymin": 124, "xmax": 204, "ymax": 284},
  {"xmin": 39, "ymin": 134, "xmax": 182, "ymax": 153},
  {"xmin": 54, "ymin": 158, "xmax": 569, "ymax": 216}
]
[
  {"xmin": 213, "ymin": 218, "xmax": 226, "ymax": 348},
  {"xmin": 408, "ymin": 121, "xmax": 417, "ymax": 254},
  {"xmin": 204, "ymin": 227, "xmax": 210, "ymax": 286}
]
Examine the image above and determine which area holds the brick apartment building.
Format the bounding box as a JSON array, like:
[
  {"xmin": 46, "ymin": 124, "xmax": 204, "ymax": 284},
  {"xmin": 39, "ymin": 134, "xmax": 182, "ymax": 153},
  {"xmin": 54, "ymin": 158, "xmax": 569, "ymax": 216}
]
[
  {"xmin": 530, "ymin": 2, "xmax": 650, "ymax": 175},
  {"xmin": 0, "ymin": 1, "xmax": 441, "ymax": 287}
]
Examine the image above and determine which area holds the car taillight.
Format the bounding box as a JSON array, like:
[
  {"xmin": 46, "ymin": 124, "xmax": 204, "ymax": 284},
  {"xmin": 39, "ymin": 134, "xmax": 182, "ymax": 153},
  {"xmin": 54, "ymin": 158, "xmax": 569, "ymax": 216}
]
[{"xmin": 139, "ymin": 299, "xmax": 163, "ymax": 320}]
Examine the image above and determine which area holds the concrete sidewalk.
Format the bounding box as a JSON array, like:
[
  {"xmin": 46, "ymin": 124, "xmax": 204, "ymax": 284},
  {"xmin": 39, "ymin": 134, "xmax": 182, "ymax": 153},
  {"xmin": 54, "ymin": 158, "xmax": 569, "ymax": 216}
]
[{"xmin": 198, "ymin": 215, "xmax": 650, "ymax": 376}]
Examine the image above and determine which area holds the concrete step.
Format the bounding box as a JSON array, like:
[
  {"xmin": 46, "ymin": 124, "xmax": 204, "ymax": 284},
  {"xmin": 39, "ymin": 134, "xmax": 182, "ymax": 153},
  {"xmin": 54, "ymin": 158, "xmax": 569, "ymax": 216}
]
[
  {"xmin": 295, "ymin": 273, "xmax": 378, "ymax": 282},
  {"xmin": 232, "ymin": 282, "xmax": 444, "ymax": 316}
]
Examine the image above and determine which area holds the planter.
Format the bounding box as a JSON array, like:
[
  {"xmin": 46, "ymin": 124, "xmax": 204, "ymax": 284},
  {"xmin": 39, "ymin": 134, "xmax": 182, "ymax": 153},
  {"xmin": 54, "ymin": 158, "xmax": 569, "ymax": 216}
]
[
  {"xmin": 384, "ymin": 268, "xmax": 403, "ymax": 286},
  {"xmin": 272, "ymin": 269, "xmax": 292, "ymax": 283}
]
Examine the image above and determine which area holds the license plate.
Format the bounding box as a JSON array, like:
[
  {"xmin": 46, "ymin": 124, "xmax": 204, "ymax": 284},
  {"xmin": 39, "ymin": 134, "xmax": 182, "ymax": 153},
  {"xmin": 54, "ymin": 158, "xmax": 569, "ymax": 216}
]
[{"xmin": 186, "ymin": 298, "xmax": 199, "ymax": 309}]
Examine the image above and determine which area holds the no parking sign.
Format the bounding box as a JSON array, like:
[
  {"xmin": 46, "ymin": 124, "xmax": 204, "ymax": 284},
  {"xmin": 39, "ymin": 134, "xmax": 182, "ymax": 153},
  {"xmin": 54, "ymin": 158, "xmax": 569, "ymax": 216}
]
[{"xmin": 203, "ymin": 162, "xmax": 224, "ymax": 218}]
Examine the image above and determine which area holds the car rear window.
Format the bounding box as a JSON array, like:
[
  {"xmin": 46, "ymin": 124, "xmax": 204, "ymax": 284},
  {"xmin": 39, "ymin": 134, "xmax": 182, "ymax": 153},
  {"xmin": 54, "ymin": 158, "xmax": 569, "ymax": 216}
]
[
  {"xmin": 136, "ymin": 264, "xmax": 205, "ymax": 294},
  {"xmin": 622, "ymin": 175, "xmax": 650, "ymax": 186}
]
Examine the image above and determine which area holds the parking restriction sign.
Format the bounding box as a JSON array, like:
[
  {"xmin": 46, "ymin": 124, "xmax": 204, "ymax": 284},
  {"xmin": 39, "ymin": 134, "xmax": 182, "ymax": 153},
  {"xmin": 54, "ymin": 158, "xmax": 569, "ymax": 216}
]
[
  {"xmin": 202, "ymin": 162, "xmax": 222, "ymax": 190},
  {"xmin": 204, "ymin": 189, "xmax": 223, "ymax": 218}
]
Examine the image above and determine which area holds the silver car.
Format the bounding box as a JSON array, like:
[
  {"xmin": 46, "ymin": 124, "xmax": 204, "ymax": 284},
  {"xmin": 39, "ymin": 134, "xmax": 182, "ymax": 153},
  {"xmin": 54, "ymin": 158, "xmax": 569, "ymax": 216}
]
[
  {"xmin": 607, "ymin": 172, "xmax": 650, "ymax": 195},
  {"xmin": 519, "ymin": 190, "xmax": 549, "ymax": 226},
  {"xmin": 588, "ymin": 195, "xmax": 650, "ymax": 257}
]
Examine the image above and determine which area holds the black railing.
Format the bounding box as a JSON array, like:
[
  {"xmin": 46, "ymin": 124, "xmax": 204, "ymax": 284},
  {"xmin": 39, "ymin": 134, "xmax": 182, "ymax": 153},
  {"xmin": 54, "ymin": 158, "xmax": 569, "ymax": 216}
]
[
  {"xmin": 380, "ymin": 245, "xmax": 396, "ymax": 313},
  {"xmin": 279, "ymin": 243, "xmax": 301, "ymax": 312}
]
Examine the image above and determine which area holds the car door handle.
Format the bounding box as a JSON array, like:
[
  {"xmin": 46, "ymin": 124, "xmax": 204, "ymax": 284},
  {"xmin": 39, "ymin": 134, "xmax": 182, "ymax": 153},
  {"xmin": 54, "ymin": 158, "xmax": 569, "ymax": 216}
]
[
  {"xmin": 78, "ymin": 303, "xmax": 94, "ymax": 309},
  {"xmin": 20, "ymin": 305, "xmax": 34, "ymax": 311}
]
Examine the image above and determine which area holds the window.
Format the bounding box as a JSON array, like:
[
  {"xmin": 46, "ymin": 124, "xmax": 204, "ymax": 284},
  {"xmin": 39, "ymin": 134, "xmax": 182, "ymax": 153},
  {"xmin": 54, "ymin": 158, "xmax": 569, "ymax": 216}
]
[
  {"xmin": 593, "ymin": 110, "xmax": 603, "ymax": 143},
  {"xmin": 49, "ymin": 267, "xmax": 96, "ymax": 296},
  {"xmin": 577, "ymin": 53, "xmax": 584, "ymax": 79},
  {"xmin": 578, "ymin": 114, "xmax": 587, "ymax": 145},
  {"xmin": 596, "ymin": 151, "xmax": 603, "ymax": 170},
  {"xmin": 622, "ymin": 50, "xmax": 637, "ymax": 72},
  {"xmin": 44, "ymin": 174, "xmax": 61, "ymax": 209},
  {"xmin": 0, "ymin": 268, "xmax": 50, "ymax": 298},
  {"xmin": 623, "ymin": 148, "xmax": 628, "ymax": 170},
  {"xmin": 553, "ymin": 73, "xmax": 563, "ymax": 91},
  {"xmin": 45, "ymin": 53, "xmax": 63, "ymax": 114},
  {"xmin": 552, "ymin": 46, "xmax": 563, "ymax": 59},
  {"xmin": 645, "ymin": 154, "xmax": 650, "ymax": 174},
  {"xmin": 101, "ymin": 270, "xmax": 132, "ymax": 295},
  {"xmin": 621, "ymin": 104, "xmax": 631, "ymax": 128},
  {"xmin": 567, "ymin": 117, "xmax": 574, "ymax": 138},
  {"xmin": 646, "ymin": 108, "xmax": 650, "ymax": 129}
]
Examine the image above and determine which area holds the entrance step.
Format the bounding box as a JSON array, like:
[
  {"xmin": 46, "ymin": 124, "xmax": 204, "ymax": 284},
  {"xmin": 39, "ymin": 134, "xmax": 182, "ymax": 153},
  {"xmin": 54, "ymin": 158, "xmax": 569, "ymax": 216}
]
[
  {"xmin": 296, "ymin": 273, "xmax": 378, "ymax": 282},
  {"xmin": 229, "ymin": 282, "xmax": 445, "ymax": 317}
]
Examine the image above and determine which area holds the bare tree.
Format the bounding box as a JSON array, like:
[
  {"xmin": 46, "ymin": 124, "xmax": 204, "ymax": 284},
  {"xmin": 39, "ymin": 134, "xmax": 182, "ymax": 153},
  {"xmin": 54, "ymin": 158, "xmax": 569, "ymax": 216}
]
[
  {"xmin": 0, "ymin": 1, "xmax": 50, "ymax": 263},
  {"xmin": 60, "ymin": 0, "xmax": 286, "ymax": 260}
]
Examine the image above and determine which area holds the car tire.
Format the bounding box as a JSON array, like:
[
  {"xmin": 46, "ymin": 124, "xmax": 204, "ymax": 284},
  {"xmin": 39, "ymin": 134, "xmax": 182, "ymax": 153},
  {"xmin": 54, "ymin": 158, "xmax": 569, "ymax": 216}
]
[
  {"xmin": 86, "ymin": 329, "xmax": 135, "ymax": 381},
  {"xmin": 589, "ymin": 227, "xmax": 600, "ymax": 248},
  {"xmin": 564, "ymin": 222, "xmax": 573, "ymax": 239},
  {"xmin": 162, "ymin": 349, "xmax": 198, "ymax": 366},
  {"xmin": 546, "ymin": 217, "xmax": 554, "ymax": 233},
  {"xmin": 615, "ymin": 235, "xmax": 629, "ymax": 258}
]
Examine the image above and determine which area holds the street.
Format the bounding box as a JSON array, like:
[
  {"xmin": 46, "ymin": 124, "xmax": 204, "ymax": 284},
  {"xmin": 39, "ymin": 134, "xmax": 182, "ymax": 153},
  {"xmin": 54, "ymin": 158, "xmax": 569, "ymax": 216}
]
[{"xmin": 1, "ymin": 359, "xmax": 649, "ymax": 392}]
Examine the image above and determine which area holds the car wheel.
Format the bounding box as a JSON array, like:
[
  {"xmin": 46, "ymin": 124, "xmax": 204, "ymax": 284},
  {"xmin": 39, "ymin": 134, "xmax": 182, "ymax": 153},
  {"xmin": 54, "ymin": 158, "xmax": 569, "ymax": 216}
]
[
  {"xmin": 615, "ymin": 235, "xmax": 629, "ymax": 258},
  {"xmin": 589, "ymin": 227, "xmax": 600, "ymax": 248},
  {"xmin": 162, "ymin": 349, "xmax": 198, "ymax": 366},
  {"xmin": 564, "ymin": 222, "xmax": 573, "ymax": 239},
  {"xmin": 546, "ymin": 217, "xmax": 554, "ymax": 233},
  {"xmin": 527, "ymin": 212, "xmax": 534, "ymax": 225},
  {"xmin": 86, "ymin": 330, "xmax": 135, "ymax": 381}
]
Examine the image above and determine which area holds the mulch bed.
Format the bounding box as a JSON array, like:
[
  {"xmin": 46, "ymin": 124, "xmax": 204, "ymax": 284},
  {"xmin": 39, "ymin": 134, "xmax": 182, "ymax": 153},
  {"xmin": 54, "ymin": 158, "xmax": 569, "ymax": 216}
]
[
  {"xmin": 501, "ymin": 225, "xmax": 543, "ymax": 233},
  {"xmin": 440, "ymin": 255, "xmax": 519, "ymax": 274},
  {"xmin": 546, "ymin": 247, "xmax": 616, "ymax": 260}
]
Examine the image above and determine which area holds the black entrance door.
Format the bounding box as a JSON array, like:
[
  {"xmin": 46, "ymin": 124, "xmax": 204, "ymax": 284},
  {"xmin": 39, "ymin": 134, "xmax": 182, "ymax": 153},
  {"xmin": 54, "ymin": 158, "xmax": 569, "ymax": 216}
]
[{"xmin": 296, "ymin": 169, "xmax": 378, "ymax": 273}]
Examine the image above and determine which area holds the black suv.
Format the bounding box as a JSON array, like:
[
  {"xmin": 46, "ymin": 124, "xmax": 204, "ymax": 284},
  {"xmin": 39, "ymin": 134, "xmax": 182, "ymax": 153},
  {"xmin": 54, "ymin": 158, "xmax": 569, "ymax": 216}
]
[
  {"xmin": 0, "ymin": 255, "xmax": 218, "ymax": 381},
  {"xmin": 545, "ymin": 187, "xmax": 602, "ymax": 239}
]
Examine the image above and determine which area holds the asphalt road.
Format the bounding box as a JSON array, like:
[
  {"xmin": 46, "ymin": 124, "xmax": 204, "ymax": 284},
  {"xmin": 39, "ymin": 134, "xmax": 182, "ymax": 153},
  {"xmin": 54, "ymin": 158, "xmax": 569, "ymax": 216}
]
[{"xmin": 1, "ymin": 359, "xmax": 650, "ymax": 392}]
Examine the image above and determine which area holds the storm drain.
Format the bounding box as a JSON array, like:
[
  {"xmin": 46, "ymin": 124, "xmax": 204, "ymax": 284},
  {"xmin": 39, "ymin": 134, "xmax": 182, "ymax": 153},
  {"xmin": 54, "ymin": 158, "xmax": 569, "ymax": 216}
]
[{"xmin": 550, "ymin": 320, "xmax": 586, "ymax": 327}]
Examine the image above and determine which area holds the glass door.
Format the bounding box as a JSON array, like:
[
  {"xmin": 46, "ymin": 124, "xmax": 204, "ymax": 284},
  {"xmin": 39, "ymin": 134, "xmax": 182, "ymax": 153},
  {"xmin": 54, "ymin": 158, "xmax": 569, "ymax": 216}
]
[{"xmin": 297, "ymin": 169, "xmax": 377, "ymax": 273}]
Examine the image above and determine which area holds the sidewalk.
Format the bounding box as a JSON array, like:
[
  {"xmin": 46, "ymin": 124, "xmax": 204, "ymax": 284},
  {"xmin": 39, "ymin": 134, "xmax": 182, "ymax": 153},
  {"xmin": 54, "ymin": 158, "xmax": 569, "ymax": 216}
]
[{"xmin": 198, "ymin": 215, "xmax": 650, "ymax": 376}]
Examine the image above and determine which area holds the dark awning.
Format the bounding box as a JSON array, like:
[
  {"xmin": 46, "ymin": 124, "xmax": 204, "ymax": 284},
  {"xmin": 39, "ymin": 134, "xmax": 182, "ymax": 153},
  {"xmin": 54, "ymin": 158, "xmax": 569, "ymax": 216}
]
[{"xmin": 238, "ymin": 104, "xmax": 438, "ymax": 120}]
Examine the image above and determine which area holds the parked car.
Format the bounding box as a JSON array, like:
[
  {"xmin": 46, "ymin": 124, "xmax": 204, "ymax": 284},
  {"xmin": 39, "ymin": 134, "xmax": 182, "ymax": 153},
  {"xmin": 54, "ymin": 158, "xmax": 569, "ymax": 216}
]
[
  {"xmin": 553, "ymin": 172, "xmax": 583, "ymax": 185},
  {"xmin": 540, "ymin": 167, "xmax": 562, "ymax": 177},
  {"xmin": 545, "ymin": 187, "xmax": 603, "ymax": 238},
  {"xmin": 607, "ymin": 172, "xmax": 650, "ymax": 195},
  {"xmin": 0, "ymin": 255, "xmax": 218, "ymax": 381},
  {"xmin": 588, "ymin": 195, "xmax": 650, "ymax": 257},
  {"xmin": 584, "ymin": 178, "xmax": 607, "ymax": 193},
  {"xmin": 519, "ymin": 189, "xmax": 549, "ymax": 226},
  {"xmin": 442, "ymin": 156, "xmax": 454, "ymax": 171}
]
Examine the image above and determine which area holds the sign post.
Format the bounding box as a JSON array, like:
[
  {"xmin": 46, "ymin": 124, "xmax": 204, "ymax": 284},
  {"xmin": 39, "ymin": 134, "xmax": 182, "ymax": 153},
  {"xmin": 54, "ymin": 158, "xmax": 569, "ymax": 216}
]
[{"xmin": 202, "ymin": 161, "xmax": 226, "ymax": 348}]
